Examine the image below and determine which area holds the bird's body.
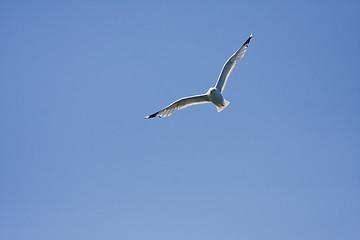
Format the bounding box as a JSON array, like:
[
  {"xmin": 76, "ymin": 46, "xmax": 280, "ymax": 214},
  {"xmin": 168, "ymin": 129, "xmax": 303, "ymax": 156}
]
[
  {"xmin": 146, "ymin": 33, "xmax": 253, "ymax": 119},
  {"xmin": 207, "ymin": 87, "xmax": 229, "ymax": 112}
]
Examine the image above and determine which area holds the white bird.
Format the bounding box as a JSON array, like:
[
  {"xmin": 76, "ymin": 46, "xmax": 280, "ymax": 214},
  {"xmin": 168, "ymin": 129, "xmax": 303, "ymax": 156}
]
[{"xmin": 145, "ymin": 33, "xmax": 253, "ymax": 119}]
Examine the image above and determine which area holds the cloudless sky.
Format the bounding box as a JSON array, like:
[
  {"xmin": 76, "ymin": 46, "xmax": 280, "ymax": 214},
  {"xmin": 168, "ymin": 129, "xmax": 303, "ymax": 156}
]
[{"xmin": 1, "ymin": 1, "xmax": 359, "ymax": 239}]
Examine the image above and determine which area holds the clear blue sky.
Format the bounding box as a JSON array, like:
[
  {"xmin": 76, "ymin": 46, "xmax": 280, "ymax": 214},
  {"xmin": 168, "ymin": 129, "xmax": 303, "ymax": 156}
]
[{"xmin": 1, "ymin": 1, "xmax": 359, "ymax": 239}]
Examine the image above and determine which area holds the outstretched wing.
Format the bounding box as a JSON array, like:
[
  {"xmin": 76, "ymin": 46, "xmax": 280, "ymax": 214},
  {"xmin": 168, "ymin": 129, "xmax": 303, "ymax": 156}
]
[
  {"xmin": 145, "ymin": 94, "xmax": 210, "ymax": 118},
  {"xmin": 215, "ymin": 33, "xmax": 253, "ymax": 93}
]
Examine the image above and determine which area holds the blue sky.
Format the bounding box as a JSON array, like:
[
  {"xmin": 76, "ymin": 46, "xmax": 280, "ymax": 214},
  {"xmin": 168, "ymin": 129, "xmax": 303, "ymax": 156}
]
[{"xmin": 1, "ymin": 1, "xmax": 359, "ymax": 239}]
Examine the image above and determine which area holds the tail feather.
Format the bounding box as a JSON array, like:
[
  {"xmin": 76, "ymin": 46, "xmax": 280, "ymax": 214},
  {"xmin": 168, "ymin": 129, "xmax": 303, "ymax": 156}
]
[{"xmin": 215, "ymin": 99, "xmax": 230, "ymax": 112}]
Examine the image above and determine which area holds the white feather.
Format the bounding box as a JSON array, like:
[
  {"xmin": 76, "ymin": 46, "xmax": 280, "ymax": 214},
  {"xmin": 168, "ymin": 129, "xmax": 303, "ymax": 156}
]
[{"xmin": 215, "ymin": 33, "xmax": 253, "ymax": 93}]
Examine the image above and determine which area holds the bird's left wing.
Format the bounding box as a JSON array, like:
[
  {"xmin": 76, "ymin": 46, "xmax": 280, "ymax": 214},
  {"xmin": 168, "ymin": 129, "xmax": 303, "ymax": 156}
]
[
  {"xmin": 145, "ymin": 94, "xmax": 210, "ymax": 119},
  {"xmin": 215, "ymin": 33, "xmax": 253, "ymax": 93}
]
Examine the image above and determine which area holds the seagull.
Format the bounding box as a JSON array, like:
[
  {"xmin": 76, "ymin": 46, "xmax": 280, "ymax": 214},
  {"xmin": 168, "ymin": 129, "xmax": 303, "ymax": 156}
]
[{"xmin": 145, "ymin": 33, "xmax": 253, "ymax": 119}]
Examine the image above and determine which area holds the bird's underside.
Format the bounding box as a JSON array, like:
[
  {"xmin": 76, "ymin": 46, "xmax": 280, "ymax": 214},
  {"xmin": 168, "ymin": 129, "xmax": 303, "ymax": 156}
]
[{"xmin": 145, "ymin": 33, "xmax": 252, "ymax": 119}]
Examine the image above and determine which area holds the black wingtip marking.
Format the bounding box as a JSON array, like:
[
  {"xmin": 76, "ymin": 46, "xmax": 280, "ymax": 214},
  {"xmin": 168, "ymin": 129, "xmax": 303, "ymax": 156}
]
[
  {"xmin": 145, "ymin": 111, "xmax": 160, "ymax": 119},
  {"xmin": 244, "ymin": 34, "xmax": 253, "ymax": 45}
]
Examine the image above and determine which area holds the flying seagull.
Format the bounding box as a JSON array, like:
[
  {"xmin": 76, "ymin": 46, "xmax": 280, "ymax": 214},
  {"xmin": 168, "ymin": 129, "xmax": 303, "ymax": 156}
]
[{"xmin": 145, "ymin": 33, "xmax": 253, "ymax": 119}]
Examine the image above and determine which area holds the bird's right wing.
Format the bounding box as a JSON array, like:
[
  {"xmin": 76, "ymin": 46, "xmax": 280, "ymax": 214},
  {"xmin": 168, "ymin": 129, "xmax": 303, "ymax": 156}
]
[
  {"xmin": 145, "ymin": 94, "xmax": 210, "ymax": 118},
  {"xmin": 215, "ymin": 33, "xmax": 253, "ymax": 93}
]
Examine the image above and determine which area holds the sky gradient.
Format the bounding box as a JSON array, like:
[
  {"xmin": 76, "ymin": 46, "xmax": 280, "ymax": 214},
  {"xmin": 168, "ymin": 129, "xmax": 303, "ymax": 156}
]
[{"xmin": 1, "ymin": 1, "xmax": 360, "ymax": 240}]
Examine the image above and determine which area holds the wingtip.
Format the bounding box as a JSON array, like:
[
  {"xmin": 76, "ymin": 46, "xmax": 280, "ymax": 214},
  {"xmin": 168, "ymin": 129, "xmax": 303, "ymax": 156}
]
[
  {"xmin": 145, "ymin": 111, "xmax": 159, "ymax": 119},
  {"xmin": 244, "ymin": 34, "xmax": 253, "ymax": 45},
  {"xmin": 250, "ymin": 33, "xmax": 253, "ymax": 38}
]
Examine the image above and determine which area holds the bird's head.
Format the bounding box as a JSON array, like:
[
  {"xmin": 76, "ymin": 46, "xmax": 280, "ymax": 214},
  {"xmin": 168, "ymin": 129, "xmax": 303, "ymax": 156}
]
[{"xmin": 208, "ymin": 87, "xmax": 216, "ymax": 93}]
